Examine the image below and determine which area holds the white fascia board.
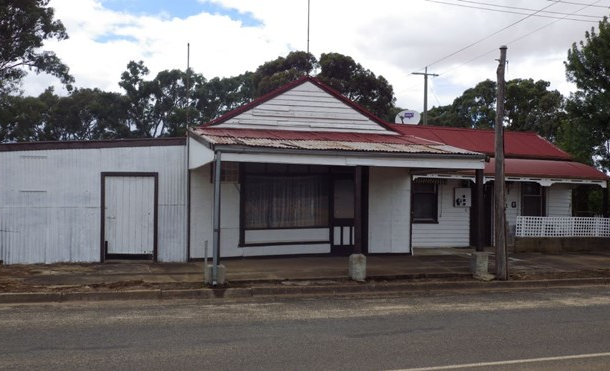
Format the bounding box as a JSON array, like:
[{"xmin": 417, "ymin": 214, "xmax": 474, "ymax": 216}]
[
  {"xmin": 221, "ymin": 152, "xmax": 485, "ymax": 170},
  {"xmin": 503, "ymin": 176, "xmax": 607, "ymax": 188},
  {"xmin": 415, "ymin": 173, "xmax": 608, "ymax": 188}
]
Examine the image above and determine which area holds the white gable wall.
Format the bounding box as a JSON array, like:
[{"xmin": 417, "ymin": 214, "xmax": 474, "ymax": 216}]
[{"xmin": 217, "ymin": 81, "xmax": 393, "ymax": 134}]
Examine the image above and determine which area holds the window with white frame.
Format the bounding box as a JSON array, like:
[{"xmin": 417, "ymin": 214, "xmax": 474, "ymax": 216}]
[
  {"xmin": 521, "ymin": 182, "xmax": 545, "ymax": 216},
  {"xmin": 412, "ymin": 182, "xmax": 438, "ymax": 223}
]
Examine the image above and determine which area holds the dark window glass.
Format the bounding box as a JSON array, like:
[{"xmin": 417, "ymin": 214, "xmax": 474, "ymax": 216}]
[
  {"xmin": 522, "ymin": 182, "xmax": 545, "ymax": 216},
  {"xmin": 412, "ymin": 183, "xmax": 438, "ymax": 222}
]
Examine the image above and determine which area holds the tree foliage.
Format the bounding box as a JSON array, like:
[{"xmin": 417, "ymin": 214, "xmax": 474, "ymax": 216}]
[
  {"xmin": 252, "ymin": 51, "xmax": 317, "ymax": 96},
  {"xmin": 0, "ymin": 0, "xmax": 73, "ymax": 95},
  {"xmin": 505, "ymin": 79, "xmax": 566, "ymax": 141},
  {"xmin": 0, "ymin": 88, "xmax": 130, "ymax": 142},
  {"xmin": 317, "ymin": 53, "xmax": 396, "ymax": 121},
  {"xmin": 564, "ymin": 16, "xmax": 610, "ymax": 171},
  {"xmin": 428, "ymin": 78, "xmax": 565, "ymax": 141},
  {"xmin": 428, "ymin": 79, "xmax": 497, "ymax": 129}
]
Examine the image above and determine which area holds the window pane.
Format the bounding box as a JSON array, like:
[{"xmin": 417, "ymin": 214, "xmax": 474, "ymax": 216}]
[
  {"xmin": 413, "ymin": 194, "xmax": 436, "ymax": 220},
  {"xmin": 244, "ymin": 163, "xmax": 266, "ymax": 174},
  {"xmin": 245, "ymin": 175, "xmax": 329, "ymax": 229},
  {"xmin": 522, "ymin": 196, "xmax": 542, "ymax": 216},
  {"xmin": 266, "ymin": 164, "xmax": 288, "ymax": 173},
  {"xmin": 522, "ymin": 182, "xmax": 544, "ymax": 216},
  {"xmin": 522, "ymin": 182, "xmax": 541, "ymax": 195},
  {"xmin": 333, "ymin": 179, "xmax": 354, "ymax": 219},
  {"xmin": 412, "ymin": 183, "xmax": 438, "ymax": 222}
]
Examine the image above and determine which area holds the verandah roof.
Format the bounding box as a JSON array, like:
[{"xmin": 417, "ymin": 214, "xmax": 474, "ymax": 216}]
[{"xmin": 191, "ymin": 127, "xmax": 481, "ymax": 156}]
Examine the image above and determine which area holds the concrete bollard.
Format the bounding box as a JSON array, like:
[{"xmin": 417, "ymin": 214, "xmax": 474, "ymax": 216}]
[
  {"xmin": 349, "ymin": 254, "xmax": 367, "ymax": 282},
  {"xmin": 204, "ymin": 264, "xmax": 226, "ymax": 285},
  {"xmin": 470, "ymin": 252, "xmax": 494, "ymax": 280}
]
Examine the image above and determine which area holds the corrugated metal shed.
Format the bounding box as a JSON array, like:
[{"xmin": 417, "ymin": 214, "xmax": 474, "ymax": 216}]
[{"xmin": 0, "ymin": 139, "xmax": 187, "ymax": 265}]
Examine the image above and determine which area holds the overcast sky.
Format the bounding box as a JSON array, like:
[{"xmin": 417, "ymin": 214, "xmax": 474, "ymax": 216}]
[{"xmin": 22, "ymin": 0, "xmax": 610, "ymax": 117}]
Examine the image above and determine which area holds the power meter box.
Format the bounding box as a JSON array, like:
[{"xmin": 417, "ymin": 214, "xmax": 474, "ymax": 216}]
[{"xmin": 454, "ymin": 188, "xmax": 472, "ymax": 208}]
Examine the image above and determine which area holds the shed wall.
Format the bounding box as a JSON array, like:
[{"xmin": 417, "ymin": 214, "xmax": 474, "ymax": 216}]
[{"xmin": 0, "ymin": 145, "xmax": 187, "ymax": 264}]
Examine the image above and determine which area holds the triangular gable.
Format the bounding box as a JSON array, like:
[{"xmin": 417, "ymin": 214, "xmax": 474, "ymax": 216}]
[{"xmin": 204, "ymin": 76, "xmax": 397, "ymax": 135}]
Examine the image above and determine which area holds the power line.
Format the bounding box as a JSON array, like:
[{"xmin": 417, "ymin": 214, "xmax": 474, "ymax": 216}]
[
  {"xmin": 396, "ymin": 0, "xmax": 604, "ymax": 102},
  {"xmin": 426, "ymin": 0, "xmax": 597, "ymax": 22},
  {"xmin": 457, "ymin": 0, "xmax": 602, "ymax": 19},
  {"xmin": 550, "ymin": 0, "xmax": 609, "ymax": 8},
  {"xmin": 434, "ymin": 0, "xmax": 604, "ymax": 78},
  {"xmin": 418, "ymin": 0, "xmax": 559, "ymax": 71}
]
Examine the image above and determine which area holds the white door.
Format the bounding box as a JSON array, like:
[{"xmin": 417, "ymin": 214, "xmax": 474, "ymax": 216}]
[{"xmin": 104, "ymin": 175, "xmax": 156, "ymax": 257}]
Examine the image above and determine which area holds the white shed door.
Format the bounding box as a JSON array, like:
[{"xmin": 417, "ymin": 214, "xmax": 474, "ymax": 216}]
[{"xmin": 104, "ymin": 176, "xmax": 156, "ymax": 256}]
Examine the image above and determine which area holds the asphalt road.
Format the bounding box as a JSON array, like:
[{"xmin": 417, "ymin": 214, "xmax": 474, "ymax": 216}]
[{"xmin": 1, "ymin": 286, "xmax": 610, "ymax": 370}]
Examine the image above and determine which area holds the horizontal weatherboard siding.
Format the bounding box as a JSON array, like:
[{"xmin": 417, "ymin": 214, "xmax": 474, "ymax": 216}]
[{"xmin": 219, "ymin": 81, "xmax": 391, "ymax": 134}]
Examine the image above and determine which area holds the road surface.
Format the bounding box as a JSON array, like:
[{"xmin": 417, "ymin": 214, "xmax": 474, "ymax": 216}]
[{"xmin": 1, "ymin": 286, "xmax": 610, "ymax": 370}]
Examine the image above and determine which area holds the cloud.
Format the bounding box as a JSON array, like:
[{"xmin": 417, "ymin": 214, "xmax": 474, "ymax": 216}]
[{"xmin": 21, "ymin": 0, "xmax": 606, "ymax": 113}]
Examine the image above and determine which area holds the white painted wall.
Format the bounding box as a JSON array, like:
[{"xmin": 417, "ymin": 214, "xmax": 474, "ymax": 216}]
[
  {"xmin": 411, "ymin": 180, "xmax": 471, "ymax": 248},
  {"xmin": 0, "ymin": 144, "xmax": 187, "ymax": 265},
  {"xmin": 367, "ymin": 167, "xmax": 411, "ymax": 253},
  {"xmin": 505, "ymin": 183, "xmax": 521, "ymax": 231},
  {"xmin": 547, "ymin": 184, "xmax": 572, "ymax": 217}
]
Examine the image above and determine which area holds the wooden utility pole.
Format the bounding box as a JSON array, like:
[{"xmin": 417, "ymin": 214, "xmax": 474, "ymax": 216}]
[
  {"xmin": 494, "ymin": 46, "xmax": 508, "ymax": 280},
  {"xmin": 412, "ymin": 67, "xmax": 438, "ymax": 125}
]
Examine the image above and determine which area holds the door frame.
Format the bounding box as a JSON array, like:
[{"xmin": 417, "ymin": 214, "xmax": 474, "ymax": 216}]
[
  {"xmin": 100, "ymin": 172, "xmax": 159, "ymax": 262},
  {"xmin": 330, "ymin": 174, "xmax": 355, "ymax": 255},
  {"xmin": 330, "ymin": 168, "xmax": 368, "ymax": 255}
]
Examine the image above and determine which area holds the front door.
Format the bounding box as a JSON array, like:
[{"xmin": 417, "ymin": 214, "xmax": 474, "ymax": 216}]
[
  {"xmin": 331, "ymin": 177, "xmax": 355, "ymax": 254},
  {"xmin": 102, "ymin": 173, "xmax": 157, "ymax": 261}
]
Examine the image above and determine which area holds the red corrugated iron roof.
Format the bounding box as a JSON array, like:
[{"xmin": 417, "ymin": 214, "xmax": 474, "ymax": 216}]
[
  {"xmin": 488, "ymin": 158, "xmax": 608, "ymax": 180},
  {"xmin": 450, "ymin": 158, "xmax": 608, "ymax": 181},
  {"xmin": 389, "ymin": 124, "xmax": 572, "ymax": 161}
]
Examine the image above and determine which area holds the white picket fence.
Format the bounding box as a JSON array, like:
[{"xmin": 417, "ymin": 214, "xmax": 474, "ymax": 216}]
[{"xmin": 516, "ymin": 216, "xmax": 610, "ymax": 237}]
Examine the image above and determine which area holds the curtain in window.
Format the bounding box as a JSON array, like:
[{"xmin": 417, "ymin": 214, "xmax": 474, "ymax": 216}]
[{"xmin": 245, "ymin": 175, "xmax": 329, "ymax": 229}]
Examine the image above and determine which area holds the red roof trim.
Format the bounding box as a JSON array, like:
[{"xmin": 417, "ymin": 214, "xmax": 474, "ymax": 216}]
[{"xmin": 201, "ymin": 76, "xmax": 398, "ymax": 133}]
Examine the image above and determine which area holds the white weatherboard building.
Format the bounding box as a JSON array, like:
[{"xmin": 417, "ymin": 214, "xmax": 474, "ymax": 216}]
[{"xmin": 1, "ymin": 77, "xmax": 606, "ymax": 265}]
